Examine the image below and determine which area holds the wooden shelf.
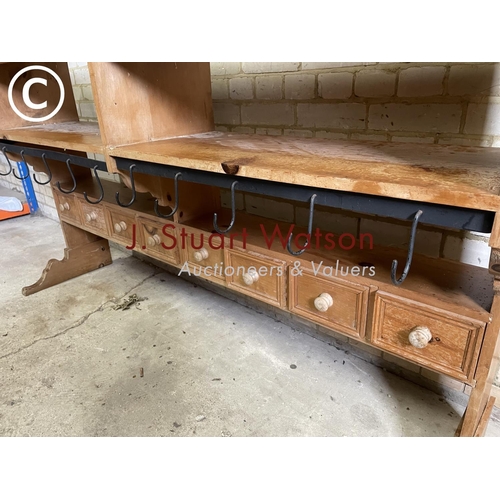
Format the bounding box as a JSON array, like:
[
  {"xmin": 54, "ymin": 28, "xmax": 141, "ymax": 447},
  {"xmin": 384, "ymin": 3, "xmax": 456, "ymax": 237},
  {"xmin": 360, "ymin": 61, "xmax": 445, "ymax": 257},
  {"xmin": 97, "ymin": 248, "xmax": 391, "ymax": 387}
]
[
  {"xmin": 0, "ymin": 121, "xmax": 103, "ymax": 154},
  {"xmin": 111, "ymin": 132, "xmax": 500, "ymax": 212}
]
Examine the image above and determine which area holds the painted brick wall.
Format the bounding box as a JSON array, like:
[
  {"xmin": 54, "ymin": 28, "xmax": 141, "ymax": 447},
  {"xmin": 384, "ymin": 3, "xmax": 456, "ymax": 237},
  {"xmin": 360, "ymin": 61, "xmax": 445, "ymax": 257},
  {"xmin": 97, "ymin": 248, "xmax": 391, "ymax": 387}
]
[{"xmin": 1, "ymin": 62, "xmax": 499, "ymax": 396}]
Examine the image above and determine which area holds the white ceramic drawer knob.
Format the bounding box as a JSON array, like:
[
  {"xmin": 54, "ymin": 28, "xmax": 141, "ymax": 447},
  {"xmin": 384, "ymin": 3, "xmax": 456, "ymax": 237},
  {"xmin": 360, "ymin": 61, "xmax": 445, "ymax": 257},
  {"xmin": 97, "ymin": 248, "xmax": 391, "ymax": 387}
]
[
  {"xmin": 314, "ymin": 293, "xmax": 333, "ymax": 312},
  {"xmin": 85, "ymin": 211, "xmax": 98, "ymax": 222},
  {"xmin": 243, "ymin": 269, "xmax": 259, "ymax": 286},
  {"xmin": 148, "ymin": 234, "xmax": 161, "ymax": 247},
  {"xmin": 59, "ymin": 202, "xmax": 70, "ymax": 212},
  {"xmin": 114, "ymin": 221, "xmax": 127, "ymax": 233},
  {"xmin": 408, "ymin": 326, "xmax": 433, "ymax": 349},
  {"xmin": 194, "ymin": 248, "xmax": 209, "ymax": 262}
]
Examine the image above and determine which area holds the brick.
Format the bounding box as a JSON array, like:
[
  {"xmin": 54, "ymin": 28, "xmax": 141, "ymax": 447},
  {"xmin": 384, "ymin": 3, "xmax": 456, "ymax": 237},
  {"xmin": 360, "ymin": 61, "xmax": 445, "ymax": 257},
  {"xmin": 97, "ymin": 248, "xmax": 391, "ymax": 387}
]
[
  {"xmin": 215, "ymin": 125, "xmax": 229, "ymax": 132},
  {"xmin": 448, "ymin": 64, "xmax": 500, "ymax": 96},
  {"xmin": 391, "ymin": 135, "xmax": 435, "ymax": 144},
  {"xmin": 398, "ymin": 66, "xmax": 445, "ymax": 97},
  {"xmin": 79, "ymin": 102, "xmax": 97, "ymax": 119},
  {"xmin": 464, "ymin": 103, "xmax": 500, "ymax": 135},
  {"xmin": 284, "ymin": 74, "xmax": 315, "ymax": 99},
  {"xmin": 369, "ymin": 103, "xmax": 462, "ymax": 133},
  {"xmin": 220, "ymin": 189, "xmax": 245, "ymax": 210},
  {"xmin": 382, "ymin": 352, "xmax": 420, "ymax": 373},
  {"xmin": 359, "ymin": 219, "xmax": 410, "ymax": 250},
  {"xmin": 211, "ymin": 79, "xmax": 228, "ymax": 99},
  {"xmin": 242, "ymin": 62, "xmax": 300, "ymax": 74},
  {"xmin": 245, "ymin": 194, "xmax": 294, "ymax": 222},
  {"xmin": 350, "ymin": 133, "xmax": 387, "ymax": 141},
  {"xmin": 213, "ymin": 102, "xmax": 240, "ymax": 125},
  {"xmin": 318, "ymin": 72, "xmax": 352, "ymax": 99},
  {"xmin": 302, "ymin": 62, "xmax": 376, "ymax": 70},
  {"xmin": 210, "ymin": 62, "xmax": 240, "ymax": 76},
  {"xmin": 315, "ymin": 131, "xmax": 348, "ymax": 140},
  {"xmin": 256, "ymin": 128, "xmax": 282, "ymax": 136},
  {"xmin": 442, "ymin": 233, "xmax": 491, "ymax": 268},
  {"xmin": 231, "ymin": 126, "xmax": 254, "ymax": 134},
  {"xmin": 420, "ymin": 368, "xmax": 466, "ymax": 392},
  {"xmin": 355, "ymin": 69, "xmax": 396, "ymax": 97},
  {"xmin": 81, "ymin": 85, "xmax": 94, "ymax": 101},
  {"xmin": 73, "ymin": 68, "xmax": 90, "ymax": 85},
  {"xmin": 256, "ymin": 76, "xmax": 282, "ymax": 100},
  {"xmin": 283, "ymin": 129, "xmax": 313, "ymax": 138},
  {"xmin": 414, "ymin": 228, "xmax": 442, "ymax": 258},
  {"xmin": 72, "ymin": 86, "xmax": 82, "ymax": 101},
  {"xmin": 229, "ymin": 77, "xmax": 253, "ymax": 100},
  {"xmin": 438, "ymin": 136, "xmax": 492, "ymax": 147},
  {"xmin": 297, "ymin": 103, "xmax": 366, "ymax": 129},
  {"xmin": 296, "ymin": 206, "xmax": 358, "ymax": 235},
  {"xmin": 241, "ymin": 103, "xmax": 294, "ymax": 126}
]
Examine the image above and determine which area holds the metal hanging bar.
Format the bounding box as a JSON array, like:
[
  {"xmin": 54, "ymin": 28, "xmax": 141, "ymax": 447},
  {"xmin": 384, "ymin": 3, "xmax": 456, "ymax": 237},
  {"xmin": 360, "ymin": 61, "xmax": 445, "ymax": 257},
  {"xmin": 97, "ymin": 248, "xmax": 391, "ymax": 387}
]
[
  {"xmin": 56, "ymin": 159, "xmax": 78, "ymax": 194},
  {"xmin": 115, "ymin": 164, "xmax": 137, "ymax": 207},
  {"xmin": 391, "ymin": 210, "xmax": 423, "ymax": 286},
  {"xmin": 154, "ymin": 172, "xmax": 182, "ymax": 218},
  {"xmin": 1, "ymin": 147, "xmax": 13, "ymax": 176},
  {"xmin": 213, "ymin": 180, "xmax": 238, "ymax": 234},
  {"xmin": 33, "ymin": 153, "xmax": 53, "ymax": 185},
  {"xmin": 286, "ymin": 194, "xmax": 317, "ymax": 256},
  {"xmin": 12, "ymin": 151, "xmax": 30, "ymax": 181},
  {"xmin": 83, "ymin": 166, "xmax": 105, "ymax": 205}
]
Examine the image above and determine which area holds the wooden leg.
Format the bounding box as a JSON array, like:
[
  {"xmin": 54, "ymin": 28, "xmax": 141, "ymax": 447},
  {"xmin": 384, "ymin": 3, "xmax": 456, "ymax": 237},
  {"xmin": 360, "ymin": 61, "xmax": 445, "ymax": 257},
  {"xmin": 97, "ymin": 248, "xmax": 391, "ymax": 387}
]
[
  {"xmin": 459, "ymin": 280, "xmax": 500, "ymax": 436},
  {"xmin": 22, "ymin": 223, "xmax": 112, "ymax": 296}
]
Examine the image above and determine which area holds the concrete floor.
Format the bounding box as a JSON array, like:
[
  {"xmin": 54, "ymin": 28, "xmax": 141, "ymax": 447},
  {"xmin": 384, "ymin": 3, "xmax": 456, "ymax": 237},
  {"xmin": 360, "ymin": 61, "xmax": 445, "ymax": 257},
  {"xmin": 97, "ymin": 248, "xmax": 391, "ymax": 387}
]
[{"xmin": 1, "ymin": 215, "xmax": 499, "ymax": 437}]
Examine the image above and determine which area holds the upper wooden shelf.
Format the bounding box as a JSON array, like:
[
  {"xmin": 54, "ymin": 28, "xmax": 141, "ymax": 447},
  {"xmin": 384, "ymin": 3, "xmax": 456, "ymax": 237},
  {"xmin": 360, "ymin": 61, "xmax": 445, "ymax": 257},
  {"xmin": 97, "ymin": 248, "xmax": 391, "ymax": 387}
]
[
  {"xmin": 0, "ymin": 121, "xmax": 103, "ymax": 154},
  {"xmin": 111, "ymin": 132, "xmax": 500, "ymax": 213}
]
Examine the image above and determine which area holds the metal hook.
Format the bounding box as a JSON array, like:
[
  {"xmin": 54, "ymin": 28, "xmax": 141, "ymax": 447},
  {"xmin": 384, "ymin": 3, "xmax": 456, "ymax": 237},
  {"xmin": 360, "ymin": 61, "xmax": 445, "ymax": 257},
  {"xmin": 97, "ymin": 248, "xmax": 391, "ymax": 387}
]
[
  {"xmin": 115, "ymin": 164, "xmax": 137, "ymax": 207},
  {"xmin": 391, "ymin": 210, "xmax": 423, "ymax": 286},
  {"xmin": 287, "ymin": 194, "xmax": 317, "ymax": 256},
  {"xmin": 154, "ymin": 172, "xmax": 182, "ymax": 218},
  {"xmin": 56, "ymin": 159, "xmax": 77, "ymax": 194},
  {"xmin": 1, "ymin": 147, "xmax": 13, "ymax": 176},
  {"xmin": 83, "ymin": 166, "xmax": 105, "ymax": 204},
  {"xmin": 33, "ymin": 153, "xmax": 53, "ymax": 185},
  {"xmin": 213, "ymin": 180, "xmax": 239, "ymax": 234},
  {"xmin": 12, "ymin": 150, "xmax": 30, "ymax": 180}
]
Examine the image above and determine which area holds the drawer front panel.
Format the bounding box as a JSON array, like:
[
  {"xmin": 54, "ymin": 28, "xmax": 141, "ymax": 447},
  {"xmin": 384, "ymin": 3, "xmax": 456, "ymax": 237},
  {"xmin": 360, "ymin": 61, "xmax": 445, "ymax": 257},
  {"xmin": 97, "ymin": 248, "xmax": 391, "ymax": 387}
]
[
  {"xmin": 371, "ymin": 292, "xmax": 485, "ymax": 382},
  {"xmin": 289, "ymin": 269, "xmax": 369, "ymax": 338},
  {"xmin": 138, "ymin": 219, "xmax": 179, "ymax": 265},
  {"xmin": 78, "ymin": 200, "xmax": 108, "ymax": 234},
  {"xmin": 225, "ymin": 248, "xmax": 287, "ymax": 308},
  {"xmin": 107, "ymin": 208, "xmax": 137, "ymax": 246},
  {"xmin": 183, "ymin": 228, "xmax": 225, "ymax": 283},
  {"xmin": 54, "ymin": 191, "xmax": 81, "ymax": 224}
]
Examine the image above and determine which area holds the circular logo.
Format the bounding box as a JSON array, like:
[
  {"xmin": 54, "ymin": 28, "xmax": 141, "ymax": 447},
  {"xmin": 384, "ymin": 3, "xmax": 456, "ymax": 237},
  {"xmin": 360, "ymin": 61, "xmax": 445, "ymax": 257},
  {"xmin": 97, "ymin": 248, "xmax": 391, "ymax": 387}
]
[{"xmin": 8, "ymin": 65, "xmax": 65, "ymax": 123}]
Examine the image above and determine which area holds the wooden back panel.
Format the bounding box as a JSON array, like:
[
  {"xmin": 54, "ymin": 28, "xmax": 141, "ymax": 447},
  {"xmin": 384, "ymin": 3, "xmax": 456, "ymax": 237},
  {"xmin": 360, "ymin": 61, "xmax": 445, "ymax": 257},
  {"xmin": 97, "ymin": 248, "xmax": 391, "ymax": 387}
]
[
  {"xmin": 89, "ymin": 62, "xmax": 214, "ymax": 148},
  {"xmin": 0, "ymin": 62, "xmax": 78, "ymax": 129}
]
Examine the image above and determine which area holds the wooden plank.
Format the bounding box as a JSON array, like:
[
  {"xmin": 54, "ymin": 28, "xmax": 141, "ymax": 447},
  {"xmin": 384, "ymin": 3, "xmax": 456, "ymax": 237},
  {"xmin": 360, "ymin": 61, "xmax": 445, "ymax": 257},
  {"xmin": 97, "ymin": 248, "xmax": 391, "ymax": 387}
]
[
  {"xmin": 111, "ymin": 132, "xmax": 500, "ymax": 211},
  {"xmin": 89, "ymin": 62, "xmax": 214, "ymax": 148},
  {"xmin": 0, "ymin": 121, "xmax": 103, "ymax": 153},
  {"xmin": 474, "ymin": 396, "xmax": 496, "ymax": 436}
]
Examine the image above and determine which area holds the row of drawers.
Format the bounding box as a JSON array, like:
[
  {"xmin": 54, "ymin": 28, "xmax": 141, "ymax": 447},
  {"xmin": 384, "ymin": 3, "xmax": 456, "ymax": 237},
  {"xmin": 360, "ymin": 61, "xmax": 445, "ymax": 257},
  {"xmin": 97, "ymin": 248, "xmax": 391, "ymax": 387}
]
[{"xmin": 55, "ymin": 190, "xmax": 486, "ymax": 384}]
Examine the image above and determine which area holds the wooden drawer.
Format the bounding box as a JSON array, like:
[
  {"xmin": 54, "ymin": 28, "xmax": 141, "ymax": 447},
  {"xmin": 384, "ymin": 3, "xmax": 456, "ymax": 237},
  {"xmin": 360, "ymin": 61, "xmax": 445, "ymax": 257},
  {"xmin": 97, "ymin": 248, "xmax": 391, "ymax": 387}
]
[
  {"xmin": 225, "ymin": 247, "xmax": 287, "ymax": 308},
  {"xmin": 289, "ymin": 269, "xmax": 369, "ymax": 338},
  {"xmin": 78, "ymin": 200, "xmax": 108, "ymax": 235},
  {"xmin": 182, "ymin": 227, "xmax": 225, "ymax": 283},
  {"xmin": 54, "ymin": 191, "xmax": 81, "ymax": 224},
  {"xmin": 138, "ymin": 218, "xmax": 179, "ymax": 265},
  {"xmin": 371, "ymin": 291, "xmax": 486, "ymax": 382},
  {"xmin": 107, "ymin": 207, "xmax": 137, "ymax": 247}
]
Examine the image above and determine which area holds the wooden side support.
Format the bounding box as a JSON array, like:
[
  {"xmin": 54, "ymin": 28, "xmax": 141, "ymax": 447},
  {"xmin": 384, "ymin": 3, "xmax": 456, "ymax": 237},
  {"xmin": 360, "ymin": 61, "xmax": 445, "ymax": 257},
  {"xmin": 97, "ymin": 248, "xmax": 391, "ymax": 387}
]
[
  {"xmin": 22, "ymin": 222, "xmax": 112, "ymax": 296},
  {"xmin": 459, "ymin": 262, "xmax": 500, "ymax": 436}
]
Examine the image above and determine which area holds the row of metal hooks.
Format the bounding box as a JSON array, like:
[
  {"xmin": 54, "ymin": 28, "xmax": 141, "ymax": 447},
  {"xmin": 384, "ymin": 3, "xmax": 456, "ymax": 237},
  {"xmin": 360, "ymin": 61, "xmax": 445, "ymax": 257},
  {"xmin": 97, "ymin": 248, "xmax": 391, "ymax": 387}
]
[{"xmin": 1, "ymin": 147, "xmax": 421, "ymax": 286}]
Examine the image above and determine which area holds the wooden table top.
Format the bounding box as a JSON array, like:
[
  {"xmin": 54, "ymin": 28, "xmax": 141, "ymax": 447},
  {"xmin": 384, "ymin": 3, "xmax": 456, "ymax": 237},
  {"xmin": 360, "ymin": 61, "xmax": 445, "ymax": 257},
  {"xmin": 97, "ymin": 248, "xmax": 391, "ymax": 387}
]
[{"xmin": 111, "ymin": 132, "xmax": 500, "ymax": 212}]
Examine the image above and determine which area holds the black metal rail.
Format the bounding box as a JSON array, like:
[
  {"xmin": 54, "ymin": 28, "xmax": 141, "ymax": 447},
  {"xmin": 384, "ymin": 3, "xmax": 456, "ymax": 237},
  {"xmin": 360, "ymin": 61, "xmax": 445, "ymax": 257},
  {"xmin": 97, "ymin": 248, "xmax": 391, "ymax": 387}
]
[{"xmin": 114, "ymin": 156, "xmax": 495, "ymax": 233}]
